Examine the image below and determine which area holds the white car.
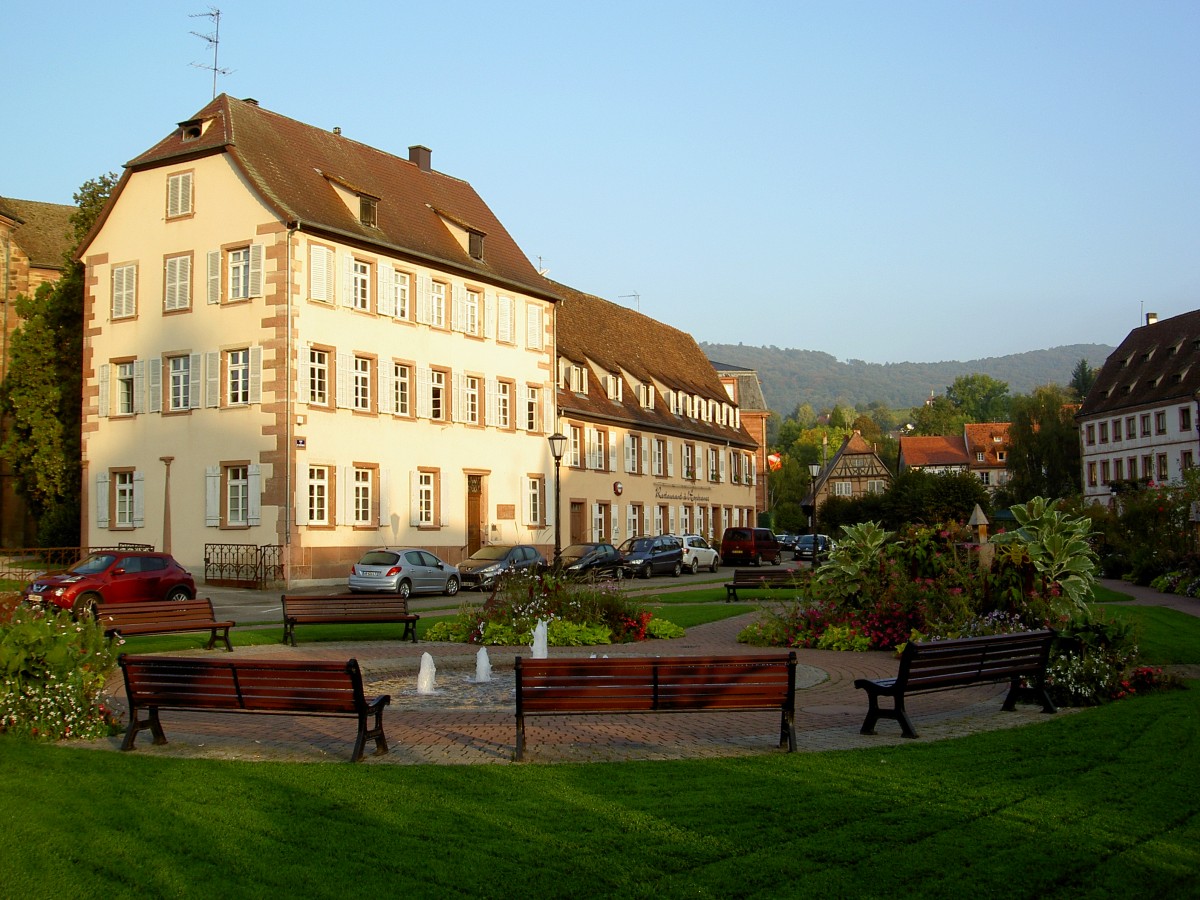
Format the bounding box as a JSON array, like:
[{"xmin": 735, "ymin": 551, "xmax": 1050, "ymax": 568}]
[{"xmin": 676, "ymin": 534, "xmax": 720, "ymax": 574}]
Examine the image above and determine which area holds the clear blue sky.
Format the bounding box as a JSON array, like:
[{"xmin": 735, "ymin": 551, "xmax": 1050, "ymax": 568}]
[{"xmin": 4, "ymin": 1, "xmax": 1196, "ymax": 364}]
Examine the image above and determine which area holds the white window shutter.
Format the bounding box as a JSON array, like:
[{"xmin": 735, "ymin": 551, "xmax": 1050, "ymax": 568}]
[
  {"xmin": 611, "ymin": 505, "xmax": 619, "ymax": 542},
  {"xmin": 485, "ymin": 377, "xmax": 498, "ymax": 426},
  {"xmin": 720, "ymin": 453, "xmax": 727, "ymax": 482},
  {"xmin": 134, "ymin": 360, "xmax": 146, "ymax": 414},
  {"xmin": 379, "ymin": 361, "xmax": 394, "ymax": 414},
  {"xmin": 667, "ymin": 440, "xmax": 675, "ymax": 477},
  {"xmin": 416, "ymin": 366, "xmax": 432, "ymax": 419},
  {"xmin": 205, "ymin": 351, "xmax": 220, "ymax": 408},
  {"xmin": 132, "ymin": 472, "xmax": 145, "ymax": 528},
  {"xmin": 205, "ymin": 466, "xmax": 221, "ymax": 526},
  {"xmin": 247, "ymin": 464, "xmax": 261, "ymax": 525},
  {"xmin": 378, "ymin": 264, "xmax": 396, "ymax": 317},
  {"xmin": 416, "ymin": 273, "xmax": 432, "ymax": 324},
  {"xmin": 624, "ymin": 435, "xmax": 634, "ymax": 473},
  {"xmin": 340, "ymin": 252, "xmax": 354, "ymax": 308},
  {"xmin": 248, "ymin": 243, "xmax": 264, "ymax": 297},
  {"xmin": 336, "ymin": 352, "xmax": 352, "ymax": 408},
  {"xmin": 591, "ymin": 502, "xmax": 600, "ymax": 542},
  {"xmin": 98, "ymin": 364, "xmax": 110, "ymax": 417},
  {"xmin": 249, "ymin": 346, "xmax": 262, "ymax": 404},
  {"xmin": 189, "ymin": 353, "xmax": 202, "ymax": 409},
  {"xmin": 669, "ymin": 506, "xmax": 677, "ymax": 535},
  {"xmin": 484, "ymin": 292, "xmax": 496, "ymax": 339},
  {"xmin": 521, "ymin": 476, "xmax": 533, "ymax": 527},
  {"xmin": 452, "ymin": 372, "xmax": 466, "ymax": 423},
  {"xmin": 339, "ymin": 466, "xmax": 351, "ymax": 526},
  {"xmin": 498, "ymin": 296, "xmax": 513, "ymax": 342},
  {"xmin": 608, "ymin": 436, "xmax": 617, "ymax": 473},
  {"xmin": 149, "ymin": 358, "xmax": 162, "ymax": 413},
  {"xmin": 378, "ymin": 469, "xmax": 390, "ymax": 526},
  {"xmin": 207, "ymin": 250, "xmax": 221, "ymax": 304},
  {"xmin": 310, "ymin": 246, "xmax": 328, "ymax": 301},
  {"xmin": 526, "ymin": 304, "xmax": 542, "ymax": 350},
  {"xmin": 640, "ymin": 437, "xmax": 649, "ymax": 475},
  {"xmin": 451, "ymin": 284, "xmax": 464, "ymax": 332},
  {"xmin": 95, "ymin": 472, "xmax": 110, "ymax": 528}
]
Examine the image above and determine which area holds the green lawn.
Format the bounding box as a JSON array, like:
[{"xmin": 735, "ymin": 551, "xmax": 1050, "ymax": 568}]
[{"xmin": 2, "ymin": 680, "xmax": 1197, "ymax": 898}]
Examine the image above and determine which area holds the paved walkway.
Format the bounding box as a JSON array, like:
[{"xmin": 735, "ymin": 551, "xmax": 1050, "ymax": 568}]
[{"xmin": 81, "ymin": 576, "xmax": 1198, "ymax": 766}]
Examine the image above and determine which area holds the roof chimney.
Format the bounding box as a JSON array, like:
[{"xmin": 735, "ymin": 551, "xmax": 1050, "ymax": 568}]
[
  {"xmin": 409, "ymin": 145, "xmax": 432, "ymax": 172},
  {"xmin": 1146, "ymin": 312, "xmax": 1158, "ymax": 326}
]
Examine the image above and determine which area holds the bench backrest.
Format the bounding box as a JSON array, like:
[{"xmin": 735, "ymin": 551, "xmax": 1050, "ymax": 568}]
[
  {"xmin": 97, "ymin": 598, "xmax": 218, "ymax": 628},
  {"xmin": 898, "ymin": 630, "xmax": 1054, "ymax": 690},
  {"xmin": 730, "ymin": 569, "xmax": 798, "ymax": 584},
  {"xmin": 516, "ymin": 653, "xmax": 797, "ymax": 714},
  {"xmin": 281, "ymin": 594, "xmax": 410, "ymax": 617},
  {"xmin": 118, "ymin": 654, "xmax": 368, "ymax": 714}
]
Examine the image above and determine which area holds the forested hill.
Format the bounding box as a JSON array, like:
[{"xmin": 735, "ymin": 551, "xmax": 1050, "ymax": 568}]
[{"xmin": 701, "ymin": 342, "xmax": 1113, "ymax": 414}]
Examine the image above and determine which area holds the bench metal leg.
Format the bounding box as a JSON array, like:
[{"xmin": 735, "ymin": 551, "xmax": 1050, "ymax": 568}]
[
  {"xmin": 859, "ymin": 690, "xmax": 918, "ymax": 739},
  {"xmin": 402, "ymin": 620, "xmax": 417, "ymax": 643},
  {"xmin": 351, "ymin": 708, "xmax": 390, "ymax": 763},
  {"xmin": 515, "ymin": 714, "xmax": 526, "ymax": 761},
  {"xmin": 121, "ymin": 705, "xmax": 167, "ymax": 751},
  {"xmin": 1002, "ymin": 678, "xmax": 1058, "ymax": 715},
  {"xmin": 779, "ymin": 710, "xmax": 796, "ymax": 751}
]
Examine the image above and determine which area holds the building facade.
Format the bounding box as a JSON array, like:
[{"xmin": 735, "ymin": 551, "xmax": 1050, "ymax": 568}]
[
  {"xmin": 710, "ymin": 362, "xmax": 770, "ymax": 516},
  {"xmin": 808, "ymin": 431, "xmax": 893, "ymax": 518},
  {"xmin": 78, "ymin": 96, "xmax": 560, "ymax": 581},
  {"xmin": 1077, "ymin": 310, "xmax": 1200, "ymax": 507},
  {"xmin": 554, "ymin": 283, "xmax": 758, "ymax": 547}
]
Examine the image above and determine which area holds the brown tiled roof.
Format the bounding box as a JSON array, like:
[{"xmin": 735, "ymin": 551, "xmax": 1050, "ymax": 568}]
[
  {"xmin": 710, "ymin": 362, "xmax": 768, "ymax": 412},
  {"xmin": 1078, "ymin": 309, "xmax": 1200, "ymax": 417},
  {"xmin": 553, "ymin": 280, "xmax": 754, "ymax": 448},
  {"xmin": 94, "ymin": 95, "xmax": 554, "ymax": 301},
  {"xmin": 1, "ymin": 197, "xmax": 74, "ymax": 269},
  {"xmin": 963, "ymin": 423, "xmax": 1011, "ymax": 468},
  {"xmin": 899, "ymin": 435, "xmax": 970, "ymax": 468}
]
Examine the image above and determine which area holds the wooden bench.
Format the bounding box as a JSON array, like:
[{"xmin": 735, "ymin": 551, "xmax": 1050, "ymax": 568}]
[
  {"xmin": 514, "ymin": 652, "xmax": 797, "ymax": 760},
  {"xmin": 96, "ymin": 599, "xmax": 235, "ymax": 652},
  {"xmin": 724, "ymin": 568, "xmax": 802, "ymax": 602},
  {"xmin": 853, "ymin": 630, "xmax": 1058, "ymax": 739},
  {"xmin": 117, "ymin": 654, "xmax": 390, "ymax": 762},
  {"xmin": 280, "ymin": 594, "xmax": 419, "ymax": 646}
]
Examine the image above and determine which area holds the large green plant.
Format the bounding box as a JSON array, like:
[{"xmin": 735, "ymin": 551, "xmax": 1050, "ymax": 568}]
[
  {"xmin": 990, "ymin": 496, "xmax": 1098, "ymax": 616},
  {"xmin": 815, "ymin": 521, "xmax": 895, "ymax": 609}
]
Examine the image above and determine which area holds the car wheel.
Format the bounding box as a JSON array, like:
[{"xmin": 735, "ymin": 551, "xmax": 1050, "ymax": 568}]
[
  {"xmin": 689, "ymin": 559, "xmax": 699, "ymax": 575},
  {"xmin": 772, "ymin": 552, "xmax": 782, "ymax": 565},
  {"xmin": 616, "ymin": 567, "xmax": 627, "ymax": 581},
  {"xmin": 710, "ymin": 556, "xmax": 720, "ymax": 572},
  {"xmin": 164, "ymin": 586, "xmax": 191, "ymax": 602},
  {"xmin": 672, "ymin": 561, "xmax": 682, "ymax": 577},
  {"xmin": 754, "ymin": 554, "xmax": 763, "ymax": 567},
  {"xmin": 641, "ymin": 565, "xmax": 652, "ymax": 579},
  {"xmin": 73, "ymin": 592, "xmax": 101, "ymax": 620},
  {"xmin": 444, "ymin": 577, "xmax": 460, "ymax": 597},
  {"xmin": 396, "ymin": 580, "xmax": 412, "ymax": 599}
]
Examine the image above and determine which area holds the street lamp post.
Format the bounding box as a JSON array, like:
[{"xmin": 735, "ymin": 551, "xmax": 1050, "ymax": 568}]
[
  {"xmin": 808, "ymin": 463, "xmax": 821, "ymax": 565},
  {"xmin": 548, "ymin": 432, "xmax": 568, "ymax": 569}
]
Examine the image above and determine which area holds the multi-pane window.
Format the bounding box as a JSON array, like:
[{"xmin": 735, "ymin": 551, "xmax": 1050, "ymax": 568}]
[
  {"xmin": 834, "ymin": 482, "xmax": 853, "ymax": 497},
  {"xmin": 354, "ymin": 468, "xmax": 372, "ymax": 525},
  {"xmin": 228, "ymin": 349, "xmax": 250, "ymax": 405},
  {"xmin": 653, "ymin": 440, "xmax": 665, "ymax": 476},
  {"xmin": 394, "ymin": 272, "xmax": 410, "ymax": 318},
  {"xmin": 308, "ymin": 466, "xmax": 329, "ymax": 525},
  {"xmin": 1126, "ymin": 417, "xmax": 1137, "ymax": 439},
  {"xmin": 431, "ymin": 282, "xmax": 446, "ymax": 328},
  {"xmin": 308, "ymin": 349, "xmax": 329, "ymax": 405},
  {"xmin": 1099, "ymin": 422, "xmax": 1108, "ymax": 443},
  {"xmin": 351, "ymin": 260, "xmax": 370, "ymax": 311},
  {"xmin": 1113, "ymin": 459, "xmax": 1124, "ymax": 480},
  {"xmin": 464, "ymin": 376, "xmax": 480, "ymax": 424},
  {"xmin": 1155, "ymin": 411, "xmax": 1167, "ymax": 435},
  {"xmin": 1142, "ymin": 455, "xmax": 1153, "ymax": 478},
  {"xmin": 526, "ymin": 476, "xmax": 543, "ymax": 526},
  {"xmin": 353, "ymin": 356, "xmax": 371, "ymax": 411},
  {"xmin": 164, "ymin": 255, "xmax": 191, "ymax": 311},
  {"xmin": 418, "ymin": 471, "xmax": 435, "ymax": 525},
  {"xmin": 168, "ymin": 356, "xmax": 192, "ymax": 410},
  {"xmin": 393, "ymin": 363, "xmax": 410, "ymax": 416},
  {"xmin": 1141, "ymin": 414, "xmax": 1152, "ymax": 437},
  {"xmin": 569, "ymin": 425, "xmax": 582, "ymax": 468},
  {"xmin": 114, "ymin": 471, "xmax": 136, "ymax": 527},
  {"xmin": 112, "ymin": 264, "xmax": 136, "ymax": 318},
  {"xmin": 430, "ymin": 370, "xmax": 445, "ymax": 420},
  {"xmin": 683, "ymin": 444, "xmax": 695, "ymax": 479},
  {"xmin": 1085, "ymin": 424, "xmax": 1095, "ymax": 445},
  {"xmin": 464, "ymin": 289, "xmax": 480, "ymax": 335},
  {"xmin": 227, "ymin": 465, "xmax": 249, "ymax": 526},
  {"xmin": 167, "ymin": 172, "xmax": 192, "ymax": 218},
  {"xmin": 1158, "ymin": 454, "xmax": 1169, "ymax": 481},
  {"xmin": 1181, "ymin": 407, "xmax": 1192, "ymax": 432},
  {"xmin": 525, "ymin": 386, "xmax": 540, "ymax": 432},
  {"xmin": 1100, "ymin": 460, "xmax": 1110, "ymax": 484},
  {"xmin": 116, "ymin": 362, "xmax": 135, "ymax": 415},
  {"xmin": 1184, "ymin": 451, "xmax": 1195, "ymax": 471},
  {"xmin": 1112, "ymin": 418, "xmax": 1122, "ymax": 441},
  {"xmin": 497, "ymin": 381, "xmax": 511, "ymax": 428},
  {"xmin": 229, "ymin": 248, "xmax": 252, "ymax": 300}
]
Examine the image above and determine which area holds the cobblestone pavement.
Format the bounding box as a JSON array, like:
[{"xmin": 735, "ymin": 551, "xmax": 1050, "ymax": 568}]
[{"xmin": 89, "ymin": 607, "xmax": 1080, "ymax": 766}]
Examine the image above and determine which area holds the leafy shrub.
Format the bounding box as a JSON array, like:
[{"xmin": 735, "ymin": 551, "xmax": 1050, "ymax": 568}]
[
  {"xmin": 0, "ymin": 605, "xmax": 120, "ymax": 740},
  {"xmin": 645, "ymin": 617, "xmax": 685, "ymax": 640}
]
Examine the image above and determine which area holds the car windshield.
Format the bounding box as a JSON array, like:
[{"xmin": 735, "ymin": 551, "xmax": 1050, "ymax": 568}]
[
  {"xmin": 797, "ymin": 536, "xmax": 814, "ymax": 547},
  {"xmin": 619, "ymin": 538, "xmax": 653, "ymax": 553},
  {"xmin": 468, "ymin": 547, "xmax": 510, "ymax": 561},
  {"xmin": 358, "ymin": 550, "xmax": 401, "ymax": 566},
  {"xmin": 70, "ymin": 554, "xmax": 116, "ymax": 575},
  {"xmin": 562, "ymin": 544, "xmax": 594, "ymax": 560}
]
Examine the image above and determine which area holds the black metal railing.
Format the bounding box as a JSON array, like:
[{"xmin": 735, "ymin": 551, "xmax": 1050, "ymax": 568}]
[{"xmin": 204, "ymin": 543, "xmax": 284, "ymax": 589}]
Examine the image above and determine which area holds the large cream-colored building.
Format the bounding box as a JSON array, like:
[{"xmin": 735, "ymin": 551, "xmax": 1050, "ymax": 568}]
[
  {"xmin": 78, "ymin": 95, "xmax": 764, "ymax": 584},
  {"xmin": 78, "ymin": 96, "xmax": 560, "ymax": 581}
]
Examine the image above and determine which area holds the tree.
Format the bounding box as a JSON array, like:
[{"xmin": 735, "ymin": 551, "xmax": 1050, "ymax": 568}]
[
  {"xmin": 1069, "ymin": 359, "xmax": 1097, "ymax": 400},
  {"xmin": 882, "ymin": 470, "xmax": 990, "ymax": 528},
  {"xmin": 0, "ymin": 173, "xmax": 116, "ymax": 545},
  {"xmin": 910, "ymin": 395, "xmax": 967, "ymax": 436},
  {"xmin": 945, "ymin": 373, "xmax": 1011, "ymax": 422},
  {"xmin": 1001, "ymin": 384, "xmax": 1081, "ymax": 504}
]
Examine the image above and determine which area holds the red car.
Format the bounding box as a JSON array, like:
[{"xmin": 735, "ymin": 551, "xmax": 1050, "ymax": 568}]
[{"xmin": 22, "ymin": 550, "xmax": 196, "ymax": 617}]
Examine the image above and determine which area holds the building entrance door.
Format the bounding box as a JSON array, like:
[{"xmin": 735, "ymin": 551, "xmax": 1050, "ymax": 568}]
[{"xmin": 570, "ymin": 501, "xmax": 586, "ymax": 544}]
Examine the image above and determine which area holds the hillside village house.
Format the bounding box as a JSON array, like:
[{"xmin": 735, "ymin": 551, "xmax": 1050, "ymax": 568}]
[
  {"xmin": 554, "ymin": 283, "xmax": 759, "ymax": 546},
  {"xmin": 1, "ymin": 196, "xmax": 75, "ymax": 545},
  {"xmin": 710, "ymin": 362, "xmax": 770, "ymax": 515},
  {"xmin": 1077, "ymin": 310, "xmax": 1200, "ymax": 508},
  {"xmin": 897, "ymin": 424, "xmax": 1012, "ymax": 494},
  {"xmin": 807, "ymin": 431, "xmax": 892, "ymax": 523},
  {"xmin": 78, "ymin": 95, "xmax": 562, "ymax": 582}
]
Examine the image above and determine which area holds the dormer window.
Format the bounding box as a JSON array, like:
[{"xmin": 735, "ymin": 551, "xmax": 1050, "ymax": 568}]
[
  {"xmin": 178, "ymin": 117, "xmax": 211, "ymax": 142},
  {"xmin": 468, "ymin": 231, "xmax": 484, "ymax": 260},
  {"xmin": 637, "ymin": 382, "xmax": 655, "ymax": 409},
  {"xmin": 603, "ymin": 373, "xmax": 623, "ymax": 402},
  {"xmin": 359, "ymin": 196, "xmax": 378, "ymax": 228}
]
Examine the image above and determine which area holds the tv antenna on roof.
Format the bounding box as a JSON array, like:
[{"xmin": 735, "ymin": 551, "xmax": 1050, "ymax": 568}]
[
  {"xmin": 619, "ymin": 292, "xmax": 641, "ymax": 312},
  {"xmin": 190, "ymin": 7, "xmax": 233, "ymax": 99}
]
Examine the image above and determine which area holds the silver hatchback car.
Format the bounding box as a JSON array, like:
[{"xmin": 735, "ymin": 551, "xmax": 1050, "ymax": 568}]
[{"xmin": 348, "ymin": 548, "xmax": 460, "ymax": 598}]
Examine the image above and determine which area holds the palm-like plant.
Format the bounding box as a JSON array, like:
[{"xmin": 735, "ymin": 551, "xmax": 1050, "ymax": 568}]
[{"xmin": 990, "ymin": 496, "xmax": 1098, "ymax": 617}]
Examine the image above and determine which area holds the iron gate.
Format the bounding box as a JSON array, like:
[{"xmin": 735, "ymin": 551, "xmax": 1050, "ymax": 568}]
[{"xmin": 204, "ymin": 543, "xmax": 283, "ymax": 588}]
